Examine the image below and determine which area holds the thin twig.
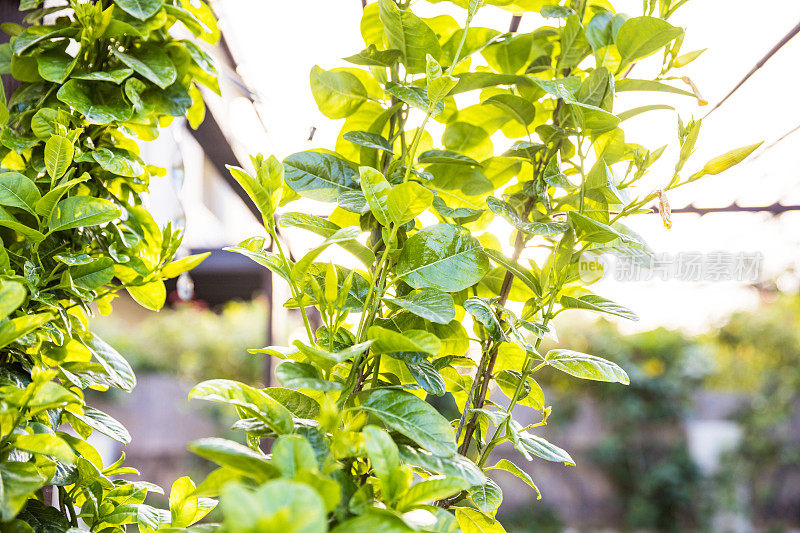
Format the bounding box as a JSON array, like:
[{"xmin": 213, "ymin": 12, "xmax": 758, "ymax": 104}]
[{"xmin": 704, "ymin": 18, "xmax": 800, "ymax": 118}]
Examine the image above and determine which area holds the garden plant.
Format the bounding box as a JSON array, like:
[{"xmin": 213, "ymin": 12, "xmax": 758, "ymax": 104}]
[
  {"xmin": 184, "ymin": 0, "xmax": 760, "ymax": 532},
  {"xmin": 0, "ymin": 0, "xmax": 218, "ymax": 531},
  {"xmin": 0, "ymin": 0, "xmax": 762, "ymax": 532}
]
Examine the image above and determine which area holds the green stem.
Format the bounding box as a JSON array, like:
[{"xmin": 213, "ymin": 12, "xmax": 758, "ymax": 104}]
[{"xmin": 268, "ymin": 224, "xmax": 315, "ymax": 344}]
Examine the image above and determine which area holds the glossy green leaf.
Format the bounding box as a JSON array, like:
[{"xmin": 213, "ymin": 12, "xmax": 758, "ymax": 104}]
[
  {"xmin": 545, "ymin": 349, "xmax": 629, "ymax": 384},
  {"xmin": 343, "ymin": 130, "xmax": 393, "ymax": 152},
  {"xmin": 560, "ymin": 294, "xmax": 638, "ymax": 321},
  {"xmin": 486, "ymin": 459, "xmax": 541, "ymax": 499},
  {"xmin": 221, "ymin": 480, "xmax": 327, "ymax": 533},
  {"xmin": 360, "ymin": 166, "xmax": 392, "ymax": 226},
  {"xmin": 310, "ymin": 65, "xmax": 367, "ymax": 119},
  {"xmin": 368, "ymin": 326, "xmax": 441, "ymax": 355},
  {"xmin": 455, "ymin": 508, "xmax": 506, "ymax": 533},
  {"xmin": 398, "ymin": 475, "xmax": 468, "ymax": 510},
  {"xmin": 615, "ymin": 16, "xmax": 683, "ymax": 64},
  {"xmin": 397, "ymin": 223, "xmax": 490, "ymax": 293},
  {"xmin": 361, "ymin": 389, "xmax": 456, "ymax": 456},
  {"xmin": 92, "ymin": 147, "xmax": 145, "ymax": 177},
  {"xmin": 56, "ymin": 80, "xmax": 132, "ymax": 125},
  {"xmin": 469, "ymin": 478, "xmax": 502, "ymax": 515},
  {"xmin": 283, "ymin": 151, "xmax": 359, "ymax": 203},
  {"xmin": 279, "ymin": 212, "xmax": 374, "ymax": 267},
  {"xmin": 114, "ymin": 0, "xmax": 163, "ymax": 20},
  {"xmin": 387, "ymin": 181, "xmax": 433, "ymax": 226},
  {"xmin": 0, "ymin": 280, "xmax": 25, "ymax": 321},
  {"xmin": 44, "ymin": 134, "xmax": 73, "ymax": 180},
  {"xmin": 0, "ymin": 172, "xmax": 40, "ymax": 215},
  {"xmin": 378, "ymin": 0, "xmax": 442, "ymax": 74},
  {"xmin": 0, "ymin": 312, "xmax": 54, "ymax": 349},
  {"xmin": 387, "ymin": 289, "xmax": 454, "ymax": 324},
  {"xmin": 189, "ymin": 438, "xmax": 276, "ymax": 482}
]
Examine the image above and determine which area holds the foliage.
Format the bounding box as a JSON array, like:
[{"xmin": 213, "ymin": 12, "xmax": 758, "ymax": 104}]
[
  {"xmin": 187, "ymin": 0, "xmax": 756, "ymax": 531},
  {"xmin": 92, "ymin": 300, "xmax": 269, "ymax": 385},
  {"xmin": 0, "ymin": 0, "xmax": 217, "ymax": 531},
  {"xmin": 708, "ymin": 292, "xmax": 800, "ymax": 525},
  {"xmin": 552, "ymin": 322, "xmax": 710, "ymax": 531}
]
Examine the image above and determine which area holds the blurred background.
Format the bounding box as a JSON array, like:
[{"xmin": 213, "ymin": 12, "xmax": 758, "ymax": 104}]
[{"xmin": 16, "ymin": 0, "xmax": 796, "ymax": 531}]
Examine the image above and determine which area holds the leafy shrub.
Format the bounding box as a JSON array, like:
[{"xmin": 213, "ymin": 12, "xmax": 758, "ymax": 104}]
[
  {"xmin": 0, "ymin": 0, "xmax": 218, "ymax": 530},
  {"xmin": 183, "ymin": 1, "xmax": 757, "ymax": 531}
]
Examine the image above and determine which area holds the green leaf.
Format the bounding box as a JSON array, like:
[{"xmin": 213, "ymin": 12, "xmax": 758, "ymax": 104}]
[
  {"xmin": 333, "ymin": 509, "xmax": 415, "ymax": 533},
  {"xmin": 0, "ymin": 172, "xmax": 41, "ymax": 215},
  {"xmin": 360, "ymin": 166, "xmax": 391, "ymax": 226},
  {"xmin": 161, "ymin": 252, "xmax": 210, "ymax": 278},
  {"xmin": 398, "ymin": 445, "xmax": 485, "ymax": 485},
  {"xmin": 126, "ymin": 279, "xmax": 166, "ymax": 311},
  {"xmin": 368, "ymin": 325, "xmax": 441, "ymax": 356},
  {"xmin": 387, "ymin": 289, "xmax": 454, "ymax": 325},
  {"xmin": 0, "ymin": 461, "xmax": 48, "ymax": 520},
  {"xmin": 343, "ymin": 130, "xmax": 393, "ymax": 153},
  {"xmin": 486, "ymin": 197, "xmax": 568, "ymax": 236},
  {"xmin": 397, "ymin": 223, "xmax": 490, "ymax": 293},
  {"xmin": 71, "ymin": 68, "xmax": 134, "ymax": 84},
  {"xmin": 617, "ymin": 104, "xmax": 674, "ymax": 121},
  {"xmin": 271, "ymin": 435, "xmax": 318, "ymax": 478},
  {"xmin": 545, "ymin": 349, "xmax": 629, "ymax": 384},
  {"xmin": 189, "ymin": 379, "xmax": 293, "ymax": 434},
  {"xmin": 0, "ymin": 206, "xmax": 45, "ymax": 243},
  {"xmin": 71, "ymin": 257, "xmax": 115, "ymax": 290},
  {"xmin": 189, "ymin": 438, "xmax": 276, "ymax": 482},
  {"xmin": 275, "ymin": 361, "xmax": 342, "ymax": 391},
  {"xmin": 114, "ymin": 0, "xmax": 163, "ymax": 20},
  {"xmin": 385, "ymin": 82, "xmax": 443, "ymax": 115},
  {"xmin": 92, "ymin": 147, "xmax": 145, "ymax": 177},
  {"xmin": 283, "ymin": 151, "xmax": 359, "ymax": 203},
  {"xmin": 387, "ymin": 181, "xmax": 433, "ymax": 226},
  {"xmin": 511, "ymin": 427, "xmax": 575, "ymax": 465},
  {"xmin": 36, "ymin": 48, "xmax": 76, "ymax": 83},
  {"xmin": 455, "ymin": 508, "xmax": 506, "ymax": 533},
  {"xmin": 361, "ymin": 389, "xmax": 456, "ymax": 456},
  {"xmin": 486, "ymin": 459, "xmax": 541, "ymax": 499},
  {"xmin": 397, "ymin": 476, "xmax": 468, "ymax": 510},
  {"xmin": 615, "ymin": 78, "xmax": 695, "ymax": 98},
  {"xmin": 48, "ymin": 196, "xmax": 122, "ymax": 232},
  {"xmin": 363, "ymin": 425, "xmax": 403, "ymax": 501},
  {"xmin": 481, "ymin": 94, "xmax": 535, "ymax": 126},
  {"xmin": 279, "ymin": 212, "xmax": 374, "ymax": 267},
  {"xmin": 0, "ymin": 280, "xmax": 25, "ymax": 321},
  {"xmin": 484, "ymin": 249, "xmax": 541, "ymax": 297},
  {"xmin": 0, "ymin": 312, "xmax": 54, "ymax": 349},
  {"xmin": 615, "ymin": 16, "xmax": 683, "ymax": 64},
  {"xmin": 44, "ymin": 134, "xmax": 73, "ymax": 180},
  {"xmin": 310, "ymin": 65, "xmax": 367, "ymax": 119},
  {"xmin": 378, "ymin": 0, "xmax": 442, "ymax": 74},
  {"xmin": 560, "ymin": 294, "xmax": 638, "ymax": 321},
  {"xmin": 344, "ymin": 45, "xmax": 402, "ymax": 67},
  {"xmin": 464, "ymin": 297, "xmax": 505, "ymax": 341},
  {"xmin": 113, "ymin": 43, "xmax": 177, "ymax": 89},
  {"xmin": 406, "ymin": 360, "xmax": 446, "ymax": 396},
  {"xmin": 71, "ymin": 406, "xmax": 131, "ymax": 444},
  {"xmin": 169, "ymin": 477, "xmax": 198, "ymax": 528},
  {"xmin": 469, "ymin": 478, "xmax": 502, "ymax": 515},
  {"xmin": 56, "ymin": 80, "xmax": 132, "ymax": 125},
  {"xmin": 221, "ymin": 480, "xmax": 327, "ymax": 533},
  {"xmin": 86, "ymin": 334, "xmax": 137, "ymax": 391},
  {"xmin": 13, "ymin": 433, "xmax": 74, "ymax": 463},
  {"xmin": 418, "ymin": 149, "xmax": 482, "ymax": 167}
]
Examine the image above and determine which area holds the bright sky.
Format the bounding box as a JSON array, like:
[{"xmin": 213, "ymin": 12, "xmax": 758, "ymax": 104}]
[{"xmin": 210, "ymin": 0, "xmax": 800, "ymax": 332}]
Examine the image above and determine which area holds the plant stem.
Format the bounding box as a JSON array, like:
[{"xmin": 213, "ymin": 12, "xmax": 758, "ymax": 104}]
[{"xmin": 268, "ymin": 224, "xmax": 315, "ymax": 343}]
